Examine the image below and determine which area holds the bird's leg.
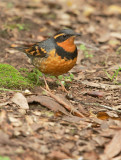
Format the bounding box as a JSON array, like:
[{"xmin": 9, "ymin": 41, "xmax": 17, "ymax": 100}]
[
  {"xmin": 43, "ymin": 75, "xmax": 51, "ymax": 92},
  {"xmin": 60, "ymin": 81, "xmax": 69, "ymax": 93},
  {"xmin": 56, "ymin": 76, "xmax": 69, "ymax": 93}
]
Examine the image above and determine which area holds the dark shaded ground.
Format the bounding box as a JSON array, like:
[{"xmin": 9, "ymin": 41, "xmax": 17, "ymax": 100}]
[{"xmin": 0, "ymin": 0, "xmax": 121, "ymax": 160}]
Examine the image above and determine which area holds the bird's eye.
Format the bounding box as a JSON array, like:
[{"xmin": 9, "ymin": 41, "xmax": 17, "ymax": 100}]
[{"xmin": 62, "ymin": 34, "xmax": 67, "ymax": 38}]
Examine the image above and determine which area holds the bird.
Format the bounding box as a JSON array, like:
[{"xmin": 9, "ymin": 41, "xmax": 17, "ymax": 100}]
[{"xmin": 13, "ymin": 29, "xmax": 81, "ymax": 91}]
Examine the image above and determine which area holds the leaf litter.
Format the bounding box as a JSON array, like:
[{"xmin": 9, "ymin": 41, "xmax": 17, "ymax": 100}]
[{"xmin": 0, "ymin": 0, "xmax": 121, "ymax": 159}]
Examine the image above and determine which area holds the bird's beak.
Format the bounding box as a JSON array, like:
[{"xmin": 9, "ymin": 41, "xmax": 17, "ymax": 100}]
[
  {"xmin": 71, "ymin": 33, "xmax": 81, "ymax": 38},
  {"xmin": 74, "ymin": 33, "xmax": 81, "ymax": 37}
]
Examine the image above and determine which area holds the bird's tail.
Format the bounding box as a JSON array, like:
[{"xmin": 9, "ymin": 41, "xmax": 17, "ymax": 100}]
[
  {"xmin": 10, "ymin": 44, "xmax": 36, "ymax": 59},
  {"xmin": 10, "ymin": 44, "xmax": 29, "ymax": 52}
]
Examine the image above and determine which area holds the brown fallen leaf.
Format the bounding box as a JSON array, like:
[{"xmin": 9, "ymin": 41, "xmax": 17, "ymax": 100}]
[
  {"xmin": 97, "ymin": 33, "xmax": 110, "ymax": 43},
  {"xmin": 83, "ymin": 151, "xmax": 99, "ymax": 160},
  {"xmin": 78, "ymin": 104, "xmax": 89, "ymax": 116},
  {"xmin": 92, "ymin": 135, "xmax": 107, "ymax": 146},
  {"xmin": 104, "ymin": 129, "xmax": 121, "ymax": 159},
  {"xmin": 86, "ymin": 91, "xmax": 104, "ymax": 98},
  {"xmin": 11, "ymin": 93, "xmax": 29, "ymax": 110},
  {"xmin": 112, "ymin": 155, "xmax": 121, "ymax": 160},
  {"xmin": 8, "ymin": 116, "xmax": 22, "ymax": 127},
  {"xmin": 27, "ymin": 95, "xmax": 70, "ymax": 116},
  {"xmin": 0, "ymin": 101, "xmax": 11, "ymax": 107},
  {"xmin": 40, "ymin": 87, "xmax": 85, "ymax": 118},
  {"xmin": 48, "ymin": 150, "xmax": 71, "ymax": 160},
  {"xmin": 97, "ymin": 112, "xmax": 121, "ymax": 121},
  {"xmin": 0, "ymin": 130, "xmax": 9, "ymax": 144},
  {"xmin": 106, "ymin": 5, "xmax": 121, "ymax": 15},
  {"xmin": 111, "ymin": 32, "xmax": 121, "ymax": 39},
  {"xmin": 83, "ymin": 5, "xmax": 95, "ymax": 17},
  {"xmin": 97, "ymin": 112, "xmax": 110, "ymax": 120},
  {"xmin": 63, "ymin": 116, "xmax": 90, "ymax": 126},
  {"xmin": 0, "ymin": 110, "xmax": 7, "ymax": 124}
]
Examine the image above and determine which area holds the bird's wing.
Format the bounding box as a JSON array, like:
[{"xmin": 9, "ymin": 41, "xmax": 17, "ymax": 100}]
[
  {"xmin": 13, "ymin": 38, "xmax": 55, "ymax": 59},
  {"xmin": 24, "ymin": 43, "xmax": 48, "ymax": 58},
  {"xmin": 13, "ymin": 43, "xmax": 48, "ymax": 59}
]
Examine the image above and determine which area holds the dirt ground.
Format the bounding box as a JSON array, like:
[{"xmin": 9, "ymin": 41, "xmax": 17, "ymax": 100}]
[{"xmin": 0, "ymin": 0, "xmax": 121, "ymax": 160}]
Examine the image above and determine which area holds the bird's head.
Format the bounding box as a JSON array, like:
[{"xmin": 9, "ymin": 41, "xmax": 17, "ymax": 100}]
[{"xmin": 54, "ymin": 29, "xmax": 81, "ymax": 52}]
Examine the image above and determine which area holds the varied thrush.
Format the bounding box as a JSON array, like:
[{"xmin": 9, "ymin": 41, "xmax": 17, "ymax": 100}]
[{"xmin": 14, "ymin": 29, "xmax": 81, "ymax": 91}]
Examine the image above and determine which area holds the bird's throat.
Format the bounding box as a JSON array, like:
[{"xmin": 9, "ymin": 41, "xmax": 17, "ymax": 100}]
[{"xmin": 57, "ymin": 37, "xmax": 76, "ymax": 53}]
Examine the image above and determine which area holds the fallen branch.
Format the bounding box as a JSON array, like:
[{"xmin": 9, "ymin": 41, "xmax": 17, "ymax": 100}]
[
  {"xmin": 80, "ymin": 80, "xmax": 121, "ymax": 90},
  {"xmin": 81, "ymin": 102, "xmax": 121, "ymax": 113},
  {"xmin": 40, "ymin": 87, "xmax": 85, "ymax": 118}
]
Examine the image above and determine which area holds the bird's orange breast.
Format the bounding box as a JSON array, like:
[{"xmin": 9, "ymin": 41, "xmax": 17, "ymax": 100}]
[
  {"xmin": 32, "ymin": 49, "xmax": 77, "ymax": 76},
  {"xmin": 57, "ymin": 36, "xmax": 76, "ymax": 53}
]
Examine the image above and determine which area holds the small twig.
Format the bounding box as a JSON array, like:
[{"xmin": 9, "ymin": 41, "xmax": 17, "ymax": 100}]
[
  {"xmin": 81, "ymin": 102, "xmax": 121, "ymax": 113},
  {"xmin": 40, "ymin": 87, "xmax": 85, "ymax": 118}
]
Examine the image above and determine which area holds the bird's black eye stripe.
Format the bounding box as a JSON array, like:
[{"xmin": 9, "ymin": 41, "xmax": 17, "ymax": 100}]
[{"xmin": 55, "ymin": 34, "xmax": 70, "ymax": 42}]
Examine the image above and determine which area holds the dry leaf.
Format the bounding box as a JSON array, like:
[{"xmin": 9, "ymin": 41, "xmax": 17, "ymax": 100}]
[
  {"xmin": 83, "ymin": 5, "xmax": 95, "ymax": 17},
  {"xmin": 8, "ymin": 116, "xmax": 22, "ymax": 127},
  {"xmin": 107, "ymin": 5, "xmax": 121, "ymax": 15},
  {"xmin": 86, "ymin": 91, "xmax": 104, "ymax": 97},
  {"xmin": 104, "ymin": 130, "xmax": 121, "ymax": 159},
  {"xmin": 97, "ymin": 33, "xmax": 110, "ymax": 43},
  {"xmin": 27, "ymin": 95, "xmax": 70, "ymax": 115},
  {"xmin": 112, "ymin": 155, "xmax": 121, "ymax": 160},
  {"xmin": 11, "ymin": 93, "xmax": 29, "ymax": 109},
  {"xmin": 48, "ymin": 150, "xmax": 71, "ymax": 159},
  {"xmin": 110, "ymin": 32, "xmax": 121, "ymax": 39},
  {"xmin": 97, "ymin": 112, "xmax": 110, "ymax": 120}
]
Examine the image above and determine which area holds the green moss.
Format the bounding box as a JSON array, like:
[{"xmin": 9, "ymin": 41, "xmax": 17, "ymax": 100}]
[
  {"xmin": 0, "ymin": 63, "xmax": 33, "ymax": 89},
  {"xmin": 20, "ymin": 68, "xmax": 43, "ymax": 85},
  {"xmin": 0, "ymin": 63, "xmax": 75, "ymax": 90}
]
